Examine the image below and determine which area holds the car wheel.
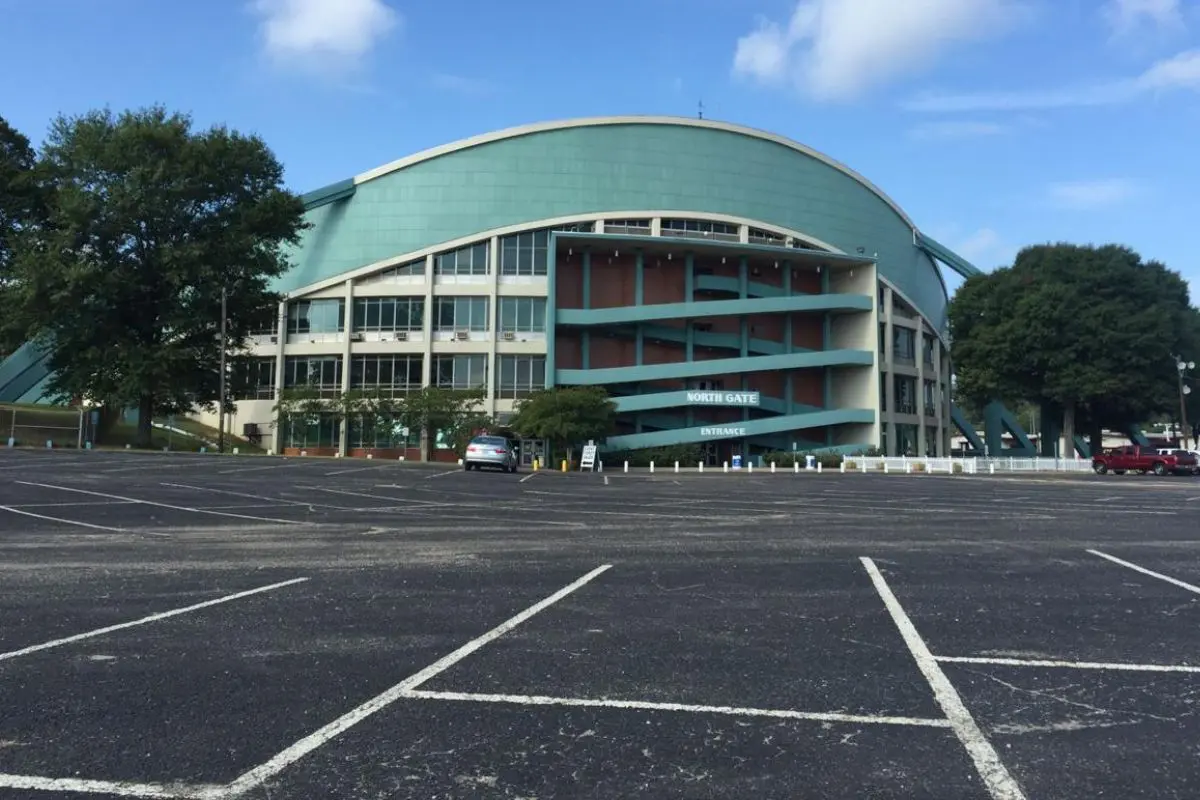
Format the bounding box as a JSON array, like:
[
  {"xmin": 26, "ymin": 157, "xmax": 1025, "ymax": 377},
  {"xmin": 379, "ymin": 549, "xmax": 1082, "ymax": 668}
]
[
  {"xmin": 463, "ymin": 462, "xmax": 471, "ymax": 471},
  {"xmin": 1093, "ymin": 462, "xmax": 1107, "ymax": 474},
  {"xmin": 1153, "ymin": 461, "xmax": 1168, "ymax": 476}
]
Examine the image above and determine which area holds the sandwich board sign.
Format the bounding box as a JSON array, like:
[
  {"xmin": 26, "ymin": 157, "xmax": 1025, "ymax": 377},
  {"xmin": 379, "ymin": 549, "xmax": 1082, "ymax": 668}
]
[{"xmin": 580, "ymin": 444, "xmax": 598, "ymax": 471}]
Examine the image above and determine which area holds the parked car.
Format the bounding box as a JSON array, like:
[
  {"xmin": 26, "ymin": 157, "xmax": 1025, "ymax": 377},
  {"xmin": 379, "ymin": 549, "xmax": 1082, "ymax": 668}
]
[
  {"xmin": 463, "ymin": 435, "xmax": 519, "ymax": 473},
  {"xmin": 1093, "ymin": 445, "xmax": 1197, "ymax": 476}
]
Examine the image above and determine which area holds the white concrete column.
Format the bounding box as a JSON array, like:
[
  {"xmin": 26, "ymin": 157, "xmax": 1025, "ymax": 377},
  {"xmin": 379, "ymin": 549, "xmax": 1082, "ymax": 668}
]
[
  {"xmin": 339, "ymin": 278, "xmax": 352, "ymax": 456},
  {"xmin": 916, "ymin": 326, "xmax": 927, "ymax": 457},
  {"xmin": 421, "ymin": 253, "xmax": 435, "ymax": 387},
  {"xmin": 272, "ymin": 300, "xmax": 287, "ymax": 453},
  {"xmin": 882, "ymin": 286, "xmax": 896, "ymax": 456},
  {"xmin": 486, "ymin": 235, "xmax": 500, "ymax": 415}
]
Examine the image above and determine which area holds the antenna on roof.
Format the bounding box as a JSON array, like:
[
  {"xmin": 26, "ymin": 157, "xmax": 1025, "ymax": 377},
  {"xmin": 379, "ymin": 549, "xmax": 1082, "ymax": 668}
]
[{"xmin": 698, "ymin": 100, "xmax": 704, "ymax": 120}]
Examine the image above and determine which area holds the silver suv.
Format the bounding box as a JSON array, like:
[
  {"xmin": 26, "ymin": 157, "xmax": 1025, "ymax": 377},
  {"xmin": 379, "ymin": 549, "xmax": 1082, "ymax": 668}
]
[{"xmin": 463, "ymin": 435, "xmax": 519, "ymax": 473}]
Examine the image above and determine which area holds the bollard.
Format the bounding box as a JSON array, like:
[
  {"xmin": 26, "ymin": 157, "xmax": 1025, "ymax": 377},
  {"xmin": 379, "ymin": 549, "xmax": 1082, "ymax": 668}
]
[
  {"xmin": 598, "ymin": 460, "xmax": 603, "ymax": 473},
  {"xmin": 674, "ymin": 461, "xmax": 679, "ymax": 473},
  {"xmin": 724, "ymin": 461, "xmax": 729, "ymax": 473},
  {"xmin": 126, "ymin": 444, "xmax": 132, "ymax": 450},
  {"xmin": 794, "ymin": 461, "xmax": 799, "ymax": 474},
  {"xmin": 990, "ymin": 462, "xmax": 996, "ymax": 475},
  {"xmin": 698, "ymin": 462, "xmax": 704, "ymax": 473},
  {"xmin": 748, "ymin": 462, "xmax": 753, "ymax": 474},
  {"xmin": 650, "ymin": 461, "xmax": 655, "ymax": 473},
  {"xmin": 267, "ymin": 448, "xmax": 274, "ymax": 456},
  {"xmin": 561, "ymin": 459, "xmax": 567, "ymax": 472},
  {"xmin": 905, "ymin": 462, "xmax": 912, "ymax": 474},
  {"xmin": 301, "ymin": 450, "xmax": 308, "ymax": 457},
  {"xmin": 233, "ymin": 447, "xmax": 240, "ymax": 455},
  {"xmin": 818, "ymin": 462, "xmax": 823, "ymax": 473},
  {"xmin": 200, "ymin": 446, "xmax": 206, "ymax": 454},
  {"xmin": 533, "ymin": 458, "xmax": 539, "ymax": 471},
  {"xmin": 840, "ymin": 461, "xmax": 846, "ymax": 474},
  {"xmin": 884, "ymin": 462, "xmax": 889, "ymax": 473},
  {"xmin": 366, "ymin": 453, "xmax": 373, "ymax": 459},
  {"xmin": 624, "ymin": 460, "xmax": 629, "ymax": 473},
  {"xmin": 771, "ymin": 462, "xmax": 776, "ymax": 474},
  {"xmin": 5, "ymin": 437, "xmax": 13, "ymax": 448}
]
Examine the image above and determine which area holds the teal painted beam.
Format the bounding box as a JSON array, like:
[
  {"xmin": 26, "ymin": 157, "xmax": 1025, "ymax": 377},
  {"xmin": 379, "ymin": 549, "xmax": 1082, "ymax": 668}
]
[
  {"xmin": 582, "ymin": 251, "xmax": 591, "ymax": 309},
  {"xmin": 545, "ymin": 245, "xmax": 557, "ymax": 388},
  {"xmin": 301, "ymin": 178, "xmax": 356, "ymax": 211},
  {"xmin": 696, "ymin": 275, "xmax": 786, "ymax": 298},
  {"xmin": 950, "ymin": 404, "xmax": 985, "ymax": 453},
  {"xmin": 556, "ymin": 230, "xmax": 878, "ymax": 266},
  {"xmin": 634, "ymin": 250, "xmax": 644, "ymax": 306},
  {"xmin": 613, "ymin": 390, "xmax": 820, "ymax": 414},
  {"xmin": 916, "ymin": 232, "xmax": 983, "ymax": 279},
  {"xmin": 558, "ymin": 293, "xmax": 872, "ymax": 327},
  {"xmin": 557, "ymin": 348, "xmax": 873, "ymax": 386},
  {"xmin": 633, "ymin": 323, "xmax": 791, "ymax": 356},
  {"xmin": 603, "ymin": 408, "xmax": 876, "ymax": 451},
  {"xmin": 0, "ymin": 341, "xmax": 53, "ymax": 404}
]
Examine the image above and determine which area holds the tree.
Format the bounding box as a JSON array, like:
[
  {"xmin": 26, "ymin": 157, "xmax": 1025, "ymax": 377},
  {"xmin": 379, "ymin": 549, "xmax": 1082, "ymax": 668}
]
[
  {"xmin": 949, "ymin": 243, "xmax": 1200, "ymax": 453},
  {"xmin": 0, "ymin": 106, "xmax": 308, "ymax": 447},
  {"xmin": 0, "ymin": 115, "xmax": 43, "ymax": 299},
  {"xmin": 510, "ymin": 386, "xmax": 618, "ymax": 465},
  {"xmin": 397, "ymin": 385, "xmax": 487, "ymax": 461}
]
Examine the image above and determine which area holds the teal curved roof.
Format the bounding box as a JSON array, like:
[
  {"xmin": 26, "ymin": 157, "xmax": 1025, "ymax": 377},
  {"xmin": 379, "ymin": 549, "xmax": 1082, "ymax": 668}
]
[{"xmin": 281, "ymin": 115, "xmax": 955, "ymax": 329}]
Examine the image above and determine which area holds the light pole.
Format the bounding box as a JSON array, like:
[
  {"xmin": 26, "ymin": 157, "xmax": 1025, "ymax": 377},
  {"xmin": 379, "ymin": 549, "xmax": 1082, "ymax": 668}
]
[
  {"xmin": 218, "ymin": 284, "xmax": 228, "ymax": 454},
  {"xmin": 1174, "ymin": 355, "xmax": 1194, "ymax": 450}
]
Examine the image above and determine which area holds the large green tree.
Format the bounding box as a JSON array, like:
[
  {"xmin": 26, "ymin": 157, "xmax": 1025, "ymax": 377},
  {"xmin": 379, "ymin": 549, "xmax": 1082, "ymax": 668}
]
[
  {"xmin": 949, "ymin": 243, "xmax": 1199, "ymax": 451},
  {"xmin": 0, "ymin": 106, "xmax": 307, "ymax": 446},
  {"xmin": 0, "ymin": 115, "xmax": 42, "ymax": 302},
  {"xmin": 510, "ymin": 386, "xmax": 618, "ymax": 464}
]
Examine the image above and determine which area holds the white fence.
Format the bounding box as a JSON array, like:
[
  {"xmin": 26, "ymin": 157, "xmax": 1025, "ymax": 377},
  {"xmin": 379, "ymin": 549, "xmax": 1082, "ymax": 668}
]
[{"xmin": 613, "ymin": 456, "xmax": 1094, "ymax": 475}]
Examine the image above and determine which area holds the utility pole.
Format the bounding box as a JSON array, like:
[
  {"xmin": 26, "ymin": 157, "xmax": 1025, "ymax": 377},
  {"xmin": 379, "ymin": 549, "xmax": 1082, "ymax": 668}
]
[
  {"xmin": 698, "ymin": 100, "xmax": 704, "ymax": 120},
  {"xmin": 1174, "ymin": 354, "xmax": 1194, "ymax": 450},
  {"xmin": 218, "ymin": 284, "xmax": 228, "ymax": 454}
]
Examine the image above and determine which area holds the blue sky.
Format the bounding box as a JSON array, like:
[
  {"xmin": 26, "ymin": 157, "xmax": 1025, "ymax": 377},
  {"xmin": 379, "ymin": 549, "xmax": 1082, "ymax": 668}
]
[{"xmin": 2, "ymin": 0, "xmax": 1198, "ymax": 295}]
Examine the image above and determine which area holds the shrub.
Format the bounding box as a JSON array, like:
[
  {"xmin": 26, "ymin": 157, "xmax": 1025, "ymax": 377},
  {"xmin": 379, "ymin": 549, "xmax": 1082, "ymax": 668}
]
[
  {"xmin": 952, "ymin": 462, "xmax": 964, "ymax": 474},
  {"xmin": 913, "ymin": 462, "xmax": 926, "ymax": 472},
  {"xmin": 844, "ymin": 459, "xmax": 857, "ymax": 470}
]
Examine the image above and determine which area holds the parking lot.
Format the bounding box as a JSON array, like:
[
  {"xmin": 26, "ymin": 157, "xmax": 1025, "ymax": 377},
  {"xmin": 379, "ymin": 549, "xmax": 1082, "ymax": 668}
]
[{"xmin": 0, "ymin": 449, "xmax": 1199, "ymax": 798}]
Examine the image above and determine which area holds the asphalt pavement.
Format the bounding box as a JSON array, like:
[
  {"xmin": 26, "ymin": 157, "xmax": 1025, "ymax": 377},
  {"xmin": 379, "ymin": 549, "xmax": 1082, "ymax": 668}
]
[{"xmin": 1, "ymin": 448, "xmax": 1198, "ymax": 799}]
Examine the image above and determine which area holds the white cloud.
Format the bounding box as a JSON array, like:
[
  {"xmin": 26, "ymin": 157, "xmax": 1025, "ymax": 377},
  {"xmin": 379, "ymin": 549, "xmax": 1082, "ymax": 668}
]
[
  {"xmin": 250, "ymin": 0, "xmax": 399, "ymax": 66},
  {"xmin": 903, "ymin": 48, "xmax": 1200, "ymax": 111},
  {"xmin": 731, "ymin": 0, "xmax": 1029, "ymax": 102},
  {"xmin": 1102, "ymin": 0, "xmax": 1185, "ymax": 36},
  {"xmin": 1046, "ymin": 178, "xmax": 1141, "ymax": 210},
  {"xmin": 907, "ymin": 120, "xmax": 1009, "ymax": 140}
]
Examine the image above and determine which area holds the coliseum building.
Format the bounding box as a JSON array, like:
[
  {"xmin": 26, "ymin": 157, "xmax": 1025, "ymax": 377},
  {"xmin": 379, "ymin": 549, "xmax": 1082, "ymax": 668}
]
[{"xmin": 0, "ymin": 116, "xmax": 985, "ymax": 463}]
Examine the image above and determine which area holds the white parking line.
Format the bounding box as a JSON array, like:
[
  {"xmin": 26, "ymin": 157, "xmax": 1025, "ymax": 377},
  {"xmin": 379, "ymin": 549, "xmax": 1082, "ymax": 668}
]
[
  {"xmin": 222, "ymin": 564, "xmax": 612, "ymax": 796},
  {"xmin": 862, "ymin": 557, "xmax": 1027, "ymax": 800},
  {"xmin": 424, "ymin": 469, "xmax": 460, "ymax": 479},
  {"xmin": 160, "ymin": 483, "xmax": 354, "ymax": 511},
  {"xmin": 401, "ymin": 689, "xmax": 952, "ymax": 728},
  {"xmin": 324, "ymin": 464, "xmax": 395, "ymax": 476},
  {"xmin": 0, "ymin": 577, "xmax": 309, "ymax": 662},
  {"xmin": 0, "ymin": 505, "xmax": 126, "ymax": 532},
  {"xmin": 1087, "ymin": 549, "xmax": 1200, "ymax": 596},
  {"xmin": 519, "ymin": 472, "xmax": 538, "ymax": 483},
  {"xmin": 936, "ymin": 655, "xmax": 1200, "ymax": 673},
  {"xmin": 16, "ymin": 481, "xmax": 311, "ymax": 526},
  {"xmin": 0, "ymin": 774, "xmax": 223, "ymax": 798}
]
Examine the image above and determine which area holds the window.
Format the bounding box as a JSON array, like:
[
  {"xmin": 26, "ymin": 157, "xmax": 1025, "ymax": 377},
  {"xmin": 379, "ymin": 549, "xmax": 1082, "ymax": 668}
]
[
  {"xmin": 893, "ymin": 328, "xmax": 915, "ymax": 363},
  {"xmin": 287, "ymin": 299, "xmax": 344, "ymax": 335},
  {"xmin": 280, "ymin": 413, "xmax": 340, "ymax": 450},
  {"xmin": 498, "ymin": 297, "xmax": 547, "ymax": 333},
  {"xmin": 349, "ymin": 354, "xmax": 423, "ymax": 396},
  {"xmin": 879, "ymin": 372, "xmax": 887, "ymax": 412},
  {"xmin": 748, "ymin": 227, "xmax": 786, "ymax": 247},
  {"xmin": 232, "ymin": 357, "xmax": 276, "ymax": 400},
  {"xmin": 922, "ymin": 333, "xmax": 936, "ymax": 367},
  {"xmin": 434, "ymin": 354, "xmax": 487, "ymax": 390},
  {"xmin": 878, "ymin": 323, "xmax": 886, "ymax": 355},
  {"xmin": 283, "ymin": 355, "xmax": 342, "ymax": 397},
  {"xmin": 896, "ymin": 423, "xmax": 919, "ymax": 456},
  {"xmin": 500, "ymin": 230, "xmax": 549, "ymax": 276},
  {"xmin": 892, "ymin": 295, "xmax": 918, "ymax": 320},
  {"xmin": 435, "ymin": 297, "xmax": 489, "ymax": 331},
  {"xmin": 359, "ymin": 259, "xmax": 425, "ymax": 285},
  {"xmin": 352, "ymin": 297, "xmax": 424, "ymax": 332},
  {"xmin": 894, "ymin": 376, "xmax": 916, "ymax": 415},
  {"xmin": 604, "ymin": 219, "xmax": 650, "ymax": 235},
  {"xmin": 435, "ymin": 242, "xmax": 489, "ymax": 275},
  {"xmin": 347, "ymin": 415, "xmax": 416, "ymax": 451},
  {"xmin": 925, "ymin": 426, "xmax": 940, "ymax": 457},
  {"xmin": 248, "ymin": 319, "xmax": 277, "ymax": 337},
  {"xmin": 555, "ymin": 221, "xmax": 595, "ymax": 233},
  {"xmin": 496, "ymin": 355, "xmax": 546, "ymax": 399},
  {"xmin": 661, "ymin": 219, "xmax": 740, "ymax": 242},
  {"xmin": 923, "ymin": 379, "xmax": 938, "ymax": 417}
]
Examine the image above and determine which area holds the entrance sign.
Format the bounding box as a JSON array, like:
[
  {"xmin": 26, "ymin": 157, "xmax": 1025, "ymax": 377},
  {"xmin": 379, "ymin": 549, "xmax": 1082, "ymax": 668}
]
[
  {"xmin": 701, "ymin": 426, "xmax": 747, "ymax": 438},
  {"xmin": 686, "ymin": 391, "xmax": 760, "ymax": 407},
  {"xmin": 580, "ymin": 444, "xmax": 598, "ymax": 471}
]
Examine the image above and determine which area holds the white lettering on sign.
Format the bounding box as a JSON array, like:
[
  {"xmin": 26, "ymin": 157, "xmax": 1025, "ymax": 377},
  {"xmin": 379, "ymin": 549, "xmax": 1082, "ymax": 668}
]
[
  {"xmin": 701, "ymin": 426, "xmax": 747, "ymax": 437},
  {"xmin": 685, "ymin": 391, "xmax": 761, "ymax": 407}
]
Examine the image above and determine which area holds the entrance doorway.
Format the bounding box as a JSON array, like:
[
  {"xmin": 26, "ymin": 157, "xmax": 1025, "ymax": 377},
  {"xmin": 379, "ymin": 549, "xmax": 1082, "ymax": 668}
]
[{"xmin": 518, "ymin": 439, "xmax": 546, "ymax": 467}]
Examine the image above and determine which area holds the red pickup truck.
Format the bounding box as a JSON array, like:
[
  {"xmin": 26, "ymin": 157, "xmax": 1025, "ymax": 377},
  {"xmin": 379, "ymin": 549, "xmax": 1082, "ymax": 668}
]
[{"xmin": 1092, "ymin": 446, "xmax": 1198, "ymax": 476}]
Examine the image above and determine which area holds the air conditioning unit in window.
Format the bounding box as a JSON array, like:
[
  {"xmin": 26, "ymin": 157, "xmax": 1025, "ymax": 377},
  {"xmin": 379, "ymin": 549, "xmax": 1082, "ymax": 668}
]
[
  {"xmin": 394, "ymin": 331, "xmax": 408, "ymax": 341},
  {"xmin": 502, "ymin": 331, "xmax": 516, "ymax": 341},
  {"xmin": 350, "ymin": 333, "xmax": 364, "ymax": 342},
  {"xmin": 454, "ymin": 329, "xmax": 470, "ymax": 341},
  {"xmin": 269, "ymin": 335, "xmax": 278, "ymax": 344}
]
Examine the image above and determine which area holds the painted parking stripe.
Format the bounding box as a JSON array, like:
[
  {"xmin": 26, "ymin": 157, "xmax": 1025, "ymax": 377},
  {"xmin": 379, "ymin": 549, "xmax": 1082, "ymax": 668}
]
[
  {"xmin": 0, "ymin": 505, "xmax": 125, "ymax": 532},
  {"xmin": 0, "ymin": 774, "xmax": 224, "ymax": 798},
  {"xmin": 0, "ymin": 577, "xmax": 309, "ymax": 662},
  {"xmin": 1087, "ymin": 549, "xmax": 1200, "ymax": 596}
]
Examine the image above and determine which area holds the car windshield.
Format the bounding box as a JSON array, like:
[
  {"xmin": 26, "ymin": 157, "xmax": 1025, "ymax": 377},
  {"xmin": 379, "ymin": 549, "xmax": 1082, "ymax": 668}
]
[{"xmin": 471, "ymin": 437, "xmax": 507, "ymax": 446}]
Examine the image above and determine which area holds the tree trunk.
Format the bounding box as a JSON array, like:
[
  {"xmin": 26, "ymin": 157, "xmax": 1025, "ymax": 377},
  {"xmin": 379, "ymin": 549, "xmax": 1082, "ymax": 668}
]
[
  {"xmin": 136, "ymin": 395, "xmax": 154, "ymax": 449},
  {"xmin": 1062, "ymin": 402, "xmax": 1076, "ymax": 459},
  {"xmin": 419, "ymin": 425, "xmax": 430, "ymax": 462},
  {"xmin": 1088, "ymin": 421, "xmax": 1103, "ymax": 458}
]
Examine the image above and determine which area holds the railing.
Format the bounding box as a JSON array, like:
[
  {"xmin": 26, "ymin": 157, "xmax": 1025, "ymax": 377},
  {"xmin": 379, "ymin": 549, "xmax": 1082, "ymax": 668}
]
[{"xmin": 845, "ymin": 456, "xmax": 1092, "ymax": 474}]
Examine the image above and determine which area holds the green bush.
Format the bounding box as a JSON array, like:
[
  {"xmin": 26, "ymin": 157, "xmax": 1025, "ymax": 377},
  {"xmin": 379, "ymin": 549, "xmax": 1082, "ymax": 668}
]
[{"xmin": 604, "ymin": 444, "xmax": 703, "ymax": 467}]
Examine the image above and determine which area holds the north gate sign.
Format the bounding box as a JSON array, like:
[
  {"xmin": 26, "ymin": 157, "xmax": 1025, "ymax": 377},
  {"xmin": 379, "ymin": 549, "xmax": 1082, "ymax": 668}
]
[{"xmin": 686, "ymin": 390, "xmax": 761, "ymax": 407}]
